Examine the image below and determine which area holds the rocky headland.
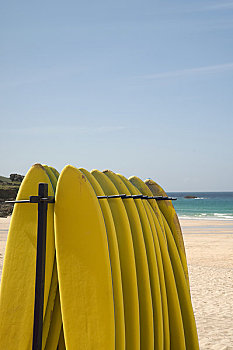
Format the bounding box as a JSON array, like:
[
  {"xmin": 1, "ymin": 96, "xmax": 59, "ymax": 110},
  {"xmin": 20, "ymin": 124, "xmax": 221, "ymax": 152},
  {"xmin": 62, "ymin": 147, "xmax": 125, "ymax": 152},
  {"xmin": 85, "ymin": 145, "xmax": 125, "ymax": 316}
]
[{"xmin": 0, "ymin": 174, "xmax": 24, "ymax": 217}]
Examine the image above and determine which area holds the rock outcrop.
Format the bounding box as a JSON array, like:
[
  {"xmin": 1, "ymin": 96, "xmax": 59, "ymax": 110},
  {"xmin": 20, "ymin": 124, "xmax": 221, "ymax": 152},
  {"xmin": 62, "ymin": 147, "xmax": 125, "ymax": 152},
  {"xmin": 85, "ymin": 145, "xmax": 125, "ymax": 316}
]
[
  {"xmin": 0, "ymin": 174, "xmax": 24, "ymax": 217},
  {"xmin": 10, "ymin": 174, "xmax": 24, "ymax": 182}
]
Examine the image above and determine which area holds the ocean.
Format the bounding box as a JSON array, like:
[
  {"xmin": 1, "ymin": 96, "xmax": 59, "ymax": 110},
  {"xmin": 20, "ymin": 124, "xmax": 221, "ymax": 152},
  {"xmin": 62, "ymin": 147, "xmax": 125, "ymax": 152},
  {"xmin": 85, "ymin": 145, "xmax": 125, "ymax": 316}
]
[{"xmin": 167, "ymin": 192, "xmax": 233, "ymax": 220}]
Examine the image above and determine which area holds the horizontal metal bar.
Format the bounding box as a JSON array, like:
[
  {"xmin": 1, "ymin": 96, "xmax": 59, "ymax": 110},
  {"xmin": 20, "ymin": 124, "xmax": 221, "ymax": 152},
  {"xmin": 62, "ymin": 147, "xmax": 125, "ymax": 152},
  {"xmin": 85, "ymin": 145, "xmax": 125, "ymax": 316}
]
[
  {"xmin": 145, "ymin": 196, "xmax": 177, "ymax": 201},
  {"xmin": 98, "ymin": 195, "xmax": 177, "ymax": 200},
  {"xmin": 97, "ymin": 194, "xmax": 127, "ymax": 199},
  {"xmin": 5, "ymin": 196, "xmax": 55, "ymax": 204},
  {"xmin": 128, "ymin": 194, "xmax": 144, "ymax": 199},
  {"xmin": 5, "ymin": 195, "xmax": 176, "ymax": 204},
  {"xmin": 30, "ymin": 196, "xmax": 55, "ymax": 203},
  {"xmin": 156, "ymin": 197, "xmax": 177, "ymax": 201},
  {"xmin": 5, "ymin": 200, "xmax": 31, "ymax": 203}
]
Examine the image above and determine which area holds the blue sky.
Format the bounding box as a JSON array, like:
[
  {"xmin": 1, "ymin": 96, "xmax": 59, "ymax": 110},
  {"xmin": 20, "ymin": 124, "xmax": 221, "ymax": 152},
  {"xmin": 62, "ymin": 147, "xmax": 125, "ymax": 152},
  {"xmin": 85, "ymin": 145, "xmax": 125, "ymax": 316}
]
[{"xmin": 1, "ymin": 0, "xmax": 233, "ymax": 191}]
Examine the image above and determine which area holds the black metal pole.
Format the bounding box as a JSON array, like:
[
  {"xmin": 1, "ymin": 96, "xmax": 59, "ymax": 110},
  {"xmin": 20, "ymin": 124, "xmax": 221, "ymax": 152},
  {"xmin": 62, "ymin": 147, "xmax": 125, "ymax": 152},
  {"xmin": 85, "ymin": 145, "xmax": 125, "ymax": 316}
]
[{"xmin": 32, "ymin": 183, "xmax": 48, "ymax": 350}]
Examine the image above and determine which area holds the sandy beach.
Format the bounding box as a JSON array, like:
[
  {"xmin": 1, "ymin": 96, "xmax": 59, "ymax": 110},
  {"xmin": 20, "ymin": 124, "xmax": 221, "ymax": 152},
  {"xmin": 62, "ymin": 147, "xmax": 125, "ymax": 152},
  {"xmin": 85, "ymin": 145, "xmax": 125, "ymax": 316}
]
[
  {"xmin": 180, "ymin": 219, "xmax": 233, "ymax": 350},
  {"xmin": 0, "ymin": 216, "xmax": 11, "ymax": 283},
  {"xmin": 0, "ymin": 217, "xmax": 233, "ymax": 349}
]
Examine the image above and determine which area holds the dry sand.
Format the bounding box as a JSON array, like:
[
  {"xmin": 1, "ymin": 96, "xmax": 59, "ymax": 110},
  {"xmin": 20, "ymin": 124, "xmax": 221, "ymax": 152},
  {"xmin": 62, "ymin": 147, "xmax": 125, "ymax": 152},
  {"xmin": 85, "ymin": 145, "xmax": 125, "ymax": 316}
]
[
  {"xmin": 181, "ymin": 219, "xmax": 233, "ymax": 350},
  {"xmin": 0, "ymin": 217, "xmax": 233, "ymax": 349},
  {"xmin": 0, "ymin": 216, "xmax": 11, "ymax": 283}
]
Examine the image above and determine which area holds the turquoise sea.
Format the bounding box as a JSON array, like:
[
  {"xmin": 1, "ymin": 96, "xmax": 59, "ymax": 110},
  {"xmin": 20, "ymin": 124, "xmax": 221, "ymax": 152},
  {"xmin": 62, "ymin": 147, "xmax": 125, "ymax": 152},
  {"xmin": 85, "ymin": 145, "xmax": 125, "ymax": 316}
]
[{"xmin": 167, "ymin": 192, "xmax": 233, "ymax": 220}]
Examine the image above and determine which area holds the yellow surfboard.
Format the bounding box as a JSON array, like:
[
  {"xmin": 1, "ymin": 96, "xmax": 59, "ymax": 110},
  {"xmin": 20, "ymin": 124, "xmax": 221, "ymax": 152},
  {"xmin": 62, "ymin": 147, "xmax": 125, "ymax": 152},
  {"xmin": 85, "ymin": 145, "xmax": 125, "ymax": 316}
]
[
  {"xmin": 161, "ymin": 214, "xmax": 199, "ymax": 349},
  {"xmin": 42, "ymin": 261, "xmax": 59, "ymax": 349},
  {"xmin": 91, "ymin": 170, "xmax": 140, "ymax": 350},
  {"xmin": 0, "ymin": 164, "xmax": 55, "ymax": 349},
  {"xmin": 145, "ymin": 179, "xmax": 190, "ymax": 290},
  {"xmin": 129, "ymin": 176, "xmax": 186, "ymax": 350},
  {"xmin": 57, "ymin": 327, "xmax": 66, "ymax": 349},
  {"xmin": 49, "ymin": 166, "xmax": 60, "ymax": 179},
  {"xmin": 42, "ymin": 166, "xmax": 62, "ymax": 350},
  {"xmin": 55, "ymin": 165, "xmax": 115, "ymax": 350},
  {"xmin": 130, "ymin": 177, "xmax": 167, "ymax": 243},
  {"xmin": 117, "ymin": 173, "xmax": 164, "ymax": 350},
  {"xmin": 103, "ymin": 170, "xmax": 154, "ymax": 350},
  {"xmin": 79, "ymin": 168, "xmax": 125, "ymax": 350},
  {"xmin": 43, "ymin": 165, "xmax": 58, "ymax": 192},
  {"xmin": 144, "ymin": 179, "xmax": 199, "ymax": 348},
  {"xmin": 44, "ymin": 290, "xmax": 62, "ymax": 350},
  {"xmin": 141, "ymin": 198, "xmax": 170, "ymax": 350}
]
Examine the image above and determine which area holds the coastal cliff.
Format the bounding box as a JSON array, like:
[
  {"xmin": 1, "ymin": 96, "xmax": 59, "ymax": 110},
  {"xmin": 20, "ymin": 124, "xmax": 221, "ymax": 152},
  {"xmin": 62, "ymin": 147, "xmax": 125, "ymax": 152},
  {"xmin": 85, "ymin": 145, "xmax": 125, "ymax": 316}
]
[{"xmin": 0, "ymin": 175, "xmax": 24, "ymax": 217}]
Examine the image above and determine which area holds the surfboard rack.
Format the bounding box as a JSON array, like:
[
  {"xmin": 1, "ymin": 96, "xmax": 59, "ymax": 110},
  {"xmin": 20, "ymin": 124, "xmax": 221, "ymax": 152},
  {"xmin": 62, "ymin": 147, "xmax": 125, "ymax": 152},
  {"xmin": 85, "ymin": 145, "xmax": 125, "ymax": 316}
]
[
  {"xmin": 6, "ymin": 195, "xmax": 176, "ymax": 204},
  {"xmin": 5, "ymin": 184, "xmax": 176, "ymax": 350},
  {"xmin": 97, "ymin": 194, "xmax": 177, "ymax": 200},
  {"xmin": 31, "ymin": 183, "xmax": 54, "ymax": 350},
  {"xmin": 6, "ymin": 196, "xmax": 55, "ymax": 204}
]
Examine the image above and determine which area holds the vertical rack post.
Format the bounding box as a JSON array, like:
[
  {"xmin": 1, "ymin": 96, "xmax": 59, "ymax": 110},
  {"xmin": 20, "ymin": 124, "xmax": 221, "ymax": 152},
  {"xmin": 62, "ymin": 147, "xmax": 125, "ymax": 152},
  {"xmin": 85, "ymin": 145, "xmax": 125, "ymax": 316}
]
[{"xmin": 32, "ymin": 183, "xmax": 48, "ymax": 350}]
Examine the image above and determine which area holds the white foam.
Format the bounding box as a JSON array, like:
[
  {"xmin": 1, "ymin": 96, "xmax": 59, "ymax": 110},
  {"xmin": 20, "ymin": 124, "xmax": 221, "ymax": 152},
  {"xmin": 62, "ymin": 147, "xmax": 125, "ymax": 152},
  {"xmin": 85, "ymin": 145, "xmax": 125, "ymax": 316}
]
[{"xmin": 178, "ymin": 214, "xmax": 233, "ymax": 221}]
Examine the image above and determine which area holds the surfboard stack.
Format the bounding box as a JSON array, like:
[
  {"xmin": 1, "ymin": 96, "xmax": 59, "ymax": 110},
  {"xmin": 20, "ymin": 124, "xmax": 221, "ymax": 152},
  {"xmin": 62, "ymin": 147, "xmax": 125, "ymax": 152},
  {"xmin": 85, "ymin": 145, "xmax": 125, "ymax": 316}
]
[{"xmin": 0, "ymin": 164, "xmax": 199, "ymax": 350}]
